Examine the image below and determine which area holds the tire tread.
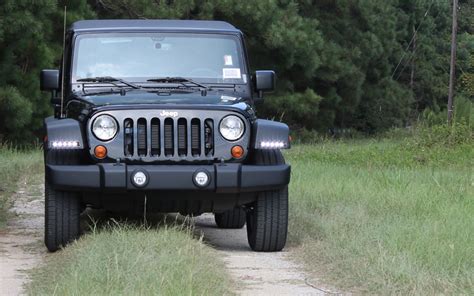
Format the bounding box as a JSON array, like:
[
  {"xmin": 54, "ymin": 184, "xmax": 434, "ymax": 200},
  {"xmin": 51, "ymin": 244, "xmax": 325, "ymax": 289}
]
[
  {"xmin": 246, "ymin": 149, "xmax": 288, "ymax": 252},
  {"xmin": 44, "ymin": 150, "xmax": 80, "ymax": 252}
]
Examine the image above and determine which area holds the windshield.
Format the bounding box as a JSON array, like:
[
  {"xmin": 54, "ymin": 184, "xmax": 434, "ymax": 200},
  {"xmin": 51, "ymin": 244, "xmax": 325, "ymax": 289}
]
[{"xmin": 72, "ymin": 32, "xmax": 247, "ymax": 84}]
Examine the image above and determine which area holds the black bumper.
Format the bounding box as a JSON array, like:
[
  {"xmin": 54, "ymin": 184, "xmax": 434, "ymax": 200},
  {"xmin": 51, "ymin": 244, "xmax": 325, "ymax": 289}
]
[{"xmin": 46, "ymin": 163, "xmax": 291, "ymax": 193}]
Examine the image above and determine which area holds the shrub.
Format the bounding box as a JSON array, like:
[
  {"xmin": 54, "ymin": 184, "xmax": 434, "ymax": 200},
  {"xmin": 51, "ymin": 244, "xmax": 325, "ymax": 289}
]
[{"xmin": 410, "ymin": 121, "xmax": 473, "ymax": 149}]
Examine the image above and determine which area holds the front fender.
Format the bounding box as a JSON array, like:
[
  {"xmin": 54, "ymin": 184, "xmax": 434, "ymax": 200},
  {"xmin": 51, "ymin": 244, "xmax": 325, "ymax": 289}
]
[
  {"xmin": 251, "ymin": 119, "xmax": 290, "ymax": 149},
  {"xmin": 44, "ymin": 116, "xmax": 85, "ymax": 150}
]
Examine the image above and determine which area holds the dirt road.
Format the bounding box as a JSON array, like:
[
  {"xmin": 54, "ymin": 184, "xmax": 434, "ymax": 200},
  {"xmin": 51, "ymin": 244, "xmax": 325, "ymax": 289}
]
[
  {"xmin": 194, "ymin": 214, "xmax": 336, "ymax": 295},
  {"xmin": 0, "ymin": 179, "xmax": 44, "ymax": 295},
  {"xmin": 0, "ymin": 178, "xmax": 336, "ymax": 295}
]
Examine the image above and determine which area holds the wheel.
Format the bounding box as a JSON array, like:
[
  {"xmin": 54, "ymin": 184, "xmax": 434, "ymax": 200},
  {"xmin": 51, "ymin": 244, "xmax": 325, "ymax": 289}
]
[
  {"xmin": 215, "ymin": 208, "xmax": 246, "ymax": 229},
  {"xmin": 246, "ymin": 149, "xmax": 288, "ymax": 252},
  {"xmin": 44, "ymin": 150, "xmax": 81, "ymax": 252}
]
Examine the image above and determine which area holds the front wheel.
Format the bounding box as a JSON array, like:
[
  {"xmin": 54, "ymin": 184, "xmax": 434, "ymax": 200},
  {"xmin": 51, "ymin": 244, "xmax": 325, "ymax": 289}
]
[
  {"xmin": 246, "ymin": 150, "xmax": 288, "ymax": 252},
  {"xmin": 44, "ymin": 150, "xmax": 81, "ymax": 252},
  {"xmin": 44, "ymin": 183, "xmax": 80, "ymax": 252}
]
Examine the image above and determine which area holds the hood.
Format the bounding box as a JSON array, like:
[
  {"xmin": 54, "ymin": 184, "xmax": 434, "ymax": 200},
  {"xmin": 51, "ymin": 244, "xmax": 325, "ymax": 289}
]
[{"xmin": 75, "ymin": 89, "xmax": 247, "ymax": 106}]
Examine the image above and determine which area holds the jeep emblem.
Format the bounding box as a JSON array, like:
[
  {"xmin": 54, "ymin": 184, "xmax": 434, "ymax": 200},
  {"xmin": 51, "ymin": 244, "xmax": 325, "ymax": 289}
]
[{"xmin": 159, "ymin": 110, "xmax": 178, "ymax": 117}]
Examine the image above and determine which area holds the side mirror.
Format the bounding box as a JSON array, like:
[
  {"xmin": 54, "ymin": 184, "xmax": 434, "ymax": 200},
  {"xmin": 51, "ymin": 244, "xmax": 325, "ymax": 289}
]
[
  {"xmin": 40, "ymin": 69, "xmax": 59, "ymax": 91},
  {"xmin": 255, "ymin": 70, "xmax": 275, "ymax": 98}
]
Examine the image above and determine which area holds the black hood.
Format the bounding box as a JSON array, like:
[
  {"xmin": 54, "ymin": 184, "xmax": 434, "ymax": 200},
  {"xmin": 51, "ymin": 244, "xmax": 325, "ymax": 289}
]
[{"xmin": 74, "ymin": 89, "xmax": 247, "ymax": 106}]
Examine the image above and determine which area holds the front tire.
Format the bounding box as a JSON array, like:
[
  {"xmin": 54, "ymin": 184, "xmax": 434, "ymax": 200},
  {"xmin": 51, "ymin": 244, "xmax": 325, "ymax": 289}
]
[
  {"xmin": 215, "ymin": 208, "xmax": 246, "ymax": 229},
  {"xmin": 246, "ymin": 149, "xmax": 288, "ymax": 252},
  {"xmin": 44, "ymin": 150, "xmax": 81, "ymax": 252}
]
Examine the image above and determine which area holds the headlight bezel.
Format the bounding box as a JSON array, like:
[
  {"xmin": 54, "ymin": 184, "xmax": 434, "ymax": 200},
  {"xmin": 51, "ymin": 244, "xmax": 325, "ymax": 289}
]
[
  {"xmin": 219, "ymin": 115, "xmax": 245, "ymax": 141},
  {"xmin": 91, "ymin": 114, "xmax": 118, "ymax": 141}
]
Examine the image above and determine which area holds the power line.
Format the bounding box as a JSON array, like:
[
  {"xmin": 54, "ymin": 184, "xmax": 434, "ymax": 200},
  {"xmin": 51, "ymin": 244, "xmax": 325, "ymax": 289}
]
[
  {"xmin": 391, "ymin": 0, "xmax": 436, "ymax": 80},
  {"xmin": 395, "ymin": 50, "xmax": 416, "ymax": 82}
]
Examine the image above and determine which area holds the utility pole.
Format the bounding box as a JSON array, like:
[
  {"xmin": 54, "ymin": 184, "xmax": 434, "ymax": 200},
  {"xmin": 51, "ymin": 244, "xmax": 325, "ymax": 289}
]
[
  {"xmin": 447, "ymin": 0, "xmax": 458, "ymax": 125},
  {"xmin": 410, "ymin": 25, "xmax": 416, "ymax": 90}
]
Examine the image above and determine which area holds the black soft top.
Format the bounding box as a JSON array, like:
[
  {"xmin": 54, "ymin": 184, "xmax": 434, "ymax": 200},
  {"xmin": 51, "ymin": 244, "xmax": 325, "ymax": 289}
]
[{"xmin": 70, "ymin": 19, "xmax": 240, "ymax": 33}]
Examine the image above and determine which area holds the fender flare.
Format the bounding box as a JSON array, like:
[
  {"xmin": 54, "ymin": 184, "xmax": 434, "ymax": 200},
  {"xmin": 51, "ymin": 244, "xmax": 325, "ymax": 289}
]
[
  {"xmin": 251, "ymin": 119, "xmax": 290, "ymax": 149},
  {"xmin": 44, "ymin": 116, "xmax": 85, "ymax": 150}
]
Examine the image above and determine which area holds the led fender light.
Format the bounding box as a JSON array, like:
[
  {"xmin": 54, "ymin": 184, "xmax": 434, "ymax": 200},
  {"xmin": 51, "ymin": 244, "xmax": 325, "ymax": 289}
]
[
  {"xmin": 50, "ymin": 140, "xmax": 80, "ymax": 149},
  {"xmin": 92, "ymin": 115, "xmax": 118, "ymax": 141},
  {"xmin": 260, "ymin": 141, "xmax": 286, "ymax": 149},
  {"xmin": 219, "ymin": 115, "xmax": 244, "ymax": 141}
]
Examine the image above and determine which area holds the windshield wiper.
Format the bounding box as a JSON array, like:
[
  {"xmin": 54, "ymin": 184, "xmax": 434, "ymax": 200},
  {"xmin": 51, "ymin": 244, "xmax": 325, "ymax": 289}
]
[
  {"xmin": 146, "ymin": 77, "xmax": 210, "ymax": 91},
  {"xmin": 77, "ymin": 76, "xmax": 142, "ymax": 89}
]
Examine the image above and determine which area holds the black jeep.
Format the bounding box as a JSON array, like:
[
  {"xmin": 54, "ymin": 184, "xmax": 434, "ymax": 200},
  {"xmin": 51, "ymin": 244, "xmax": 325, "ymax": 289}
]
[{"xmin": 40, "ymin": 20, "xmax": 290, "ymax": 252}]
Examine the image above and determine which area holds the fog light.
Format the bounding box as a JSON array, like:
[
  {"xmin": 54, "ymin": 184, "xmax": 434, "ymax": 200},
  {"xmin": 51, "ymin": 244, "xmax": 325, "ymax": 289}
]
[
  {"xmin": 131, "ymin": 170, "xmax": 148, "ymax": 188},
  {"xmin": 193, "ymin": 170, "xmax": 211, "ymax": 188}
]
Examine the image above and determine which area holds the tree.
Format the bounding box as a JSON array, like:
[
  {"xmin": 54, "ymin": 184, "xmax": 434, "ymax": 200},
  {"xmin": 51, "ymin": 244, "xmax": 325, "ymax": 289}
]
[
  {"xmin": 0, "ymin": 0, "xmax": 95, "ymax": 142},
  {"xmin": 0, "ymin": 0, "xmax": 470, "ymax": 142}
]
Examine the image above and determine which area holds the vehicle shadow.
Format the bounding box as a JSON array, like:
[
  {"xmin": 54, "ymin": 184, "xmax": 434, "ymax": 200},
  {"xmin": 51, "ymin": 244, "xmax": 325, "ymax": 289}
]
[
  {"xmin": 79, "ymin": 209, "xmax": 251, "ymax": 252},
  {"xmin": 193, "ymin": 214, "xmax": 251, "ymax": 252},
  {"xmin": 80, "ymin": 208, "xmax": 184, "ymax": 233}
]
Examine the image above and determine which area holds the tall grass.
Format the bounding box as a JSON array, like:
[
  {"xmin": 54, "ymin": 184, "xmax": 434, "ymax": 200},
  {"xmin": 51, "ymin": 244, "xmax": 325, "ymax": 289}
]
[
  {"xmin": 0, "ymin": 145, "xmax": 43, "ymax": 227},
  {"xmin": 286, "ymin": 139, "xmax": 473, "ymax": 294},
  {"xmin": 27, "ymin": 221, "xmax": 230, "ymax": 295}
]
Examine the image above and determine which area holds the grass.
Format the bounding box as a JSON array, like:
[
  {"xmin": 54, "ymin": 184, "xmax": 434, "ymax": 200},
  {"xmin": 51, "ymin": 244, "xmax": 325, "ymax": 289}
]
[
  {"xmin": 0, "ymin": 145, "xmax": 43, "ymax": 227},
  {"xmin": 286, "ymin": 138, "xmax": 473, "ymax": 294},
  {"xmin": 27, "ymin": 220, "xmax": 231, "ymax": 295},
  {"xmin": 5, "ymin": 126, "xmax": 472, "ymax": 294}
]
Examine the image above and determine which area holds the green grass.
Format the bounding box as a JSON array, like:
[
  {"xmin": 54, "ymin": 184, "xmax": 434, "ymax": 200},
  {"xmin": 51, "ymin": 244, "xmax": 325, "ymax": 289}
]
[
  {"xmin": 27, "ymin": 221, "xmax": 231, "ymax": 295},
  {"xmin": 5, "ymin": 132, "xmax": 472, "ymax": 294},
  {"xmin": 0, "ymin": 145, "xmax": 43, "ymax": 227},
  {"xmin": 286, "ymin": 139, "xmax": 473, "ymax": 294}
]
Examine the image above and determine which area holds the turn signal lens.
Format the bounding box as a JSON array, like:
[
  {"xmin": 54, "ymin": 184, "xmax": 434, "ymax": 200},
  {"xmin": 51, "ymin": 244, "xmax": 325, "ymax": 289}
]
[
  {"xmin": 94, "ymin": 145, "xmax": 107, "ymax": 159},
  {"xmin": 231, "ymin": 145, "xmax": 244, "ymax": 159}
]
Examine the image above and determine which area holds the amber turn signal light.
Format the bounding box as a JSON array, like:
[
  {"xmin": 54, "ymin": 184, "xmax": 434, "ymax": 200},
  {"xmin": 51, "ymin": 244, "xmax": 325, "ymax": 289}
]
[
  {"xmin": 94, "ymin": 145, "xmax": 107, "ymax": 159},
  {"xmin": 231, "ymin": 145, "xmax": 244, "ymax": 159}
]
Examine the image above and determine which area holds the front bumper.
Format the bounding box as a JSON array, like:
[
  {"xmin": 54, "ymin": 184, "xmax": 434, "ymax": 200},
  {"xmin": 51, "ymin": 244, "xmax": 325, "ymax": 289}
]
[{"xmin": 46, "ymin": 163, "xmax": 291, "ymax": 193}]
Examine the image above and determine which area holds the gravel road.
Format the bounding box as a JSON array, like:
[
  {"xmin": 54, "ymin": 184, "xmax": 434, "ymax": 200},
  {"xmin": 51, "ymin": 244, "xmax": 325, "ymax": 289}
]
[{"xmin": 0, "ymin": 180, "xmax": 45, "ymax": 296}]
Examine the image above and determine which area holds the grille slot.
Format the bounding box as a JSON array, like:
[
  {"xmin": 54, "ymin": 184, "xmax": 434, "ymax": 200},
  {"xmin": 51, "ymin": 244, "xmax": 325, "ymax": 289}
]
[
  {"xmin": 150, "ymin": 118, "xmax": 160, "ymax": 156},
  {"xmin": 164, "ymin": 118, "xmax": 174, "ymax": 156},
  {"xmin": 122, "ymin": 117, "xmax": 213, "ymax": 158},
  {"xmin": 191, "ymin": 119, "xmax": 201, "ymax": 156},
  {"xmin": 204, "ymin": 119, "xmax": 214, "ymax": 156},
  {"xmin": 124, "ymin": 118, "xmax": 134, "ymax": 156},
  {"xmin": 178, "ymin": 118, "xmax": 187, "ymax": 156},
  {"xmin": 137, "ymin": 118, "xmax": 147, "ymax": 156}
]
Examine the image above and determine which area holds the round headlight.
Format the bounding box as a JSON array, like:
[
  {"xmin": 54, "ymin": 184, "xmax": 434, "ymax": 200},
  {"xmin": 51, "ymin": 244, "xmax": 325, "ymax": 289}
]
[
  {"xmin": 92, "ymin": 115, "xmax": 118, "ymax": 141},
  {"xmin": 219, "ymin": 115, "xmax": 244, "ymax": 141}
]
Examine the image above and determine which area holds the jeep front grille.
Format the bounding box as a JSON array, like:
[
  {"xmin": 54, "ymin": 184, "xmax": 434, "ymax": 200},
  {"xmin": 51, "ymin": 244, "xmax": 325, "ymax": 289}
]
[
  {"xmin": 123, "ymin": 117, "xmax": 214, "ymax": 158},
  {"xmin": 88, "ymin": 109, "xmax": 250, "ymax": 162}
]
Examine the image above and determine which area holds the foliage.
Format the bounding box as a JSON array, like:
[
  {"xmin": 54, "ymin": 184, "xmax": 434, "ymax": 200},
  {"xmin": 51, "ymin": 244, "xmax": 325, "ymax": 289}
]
[
  {"xmin": 410, "ymin": 121, "xmax": 473, "ymax": 149},
  {"xmin": 0, "ymin": 86, "xmax": 33, "ymax": 138},
  {"xmin": 421, "ymin": 95, "xmax": 473, "ymax": 126},
  {"xmin": 0, "ymin": 0, "xmax": 472, "ymax": 142},
  {"xmin": 260, "ymin": 88, "xmax": 323, "ymax": 129}
]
